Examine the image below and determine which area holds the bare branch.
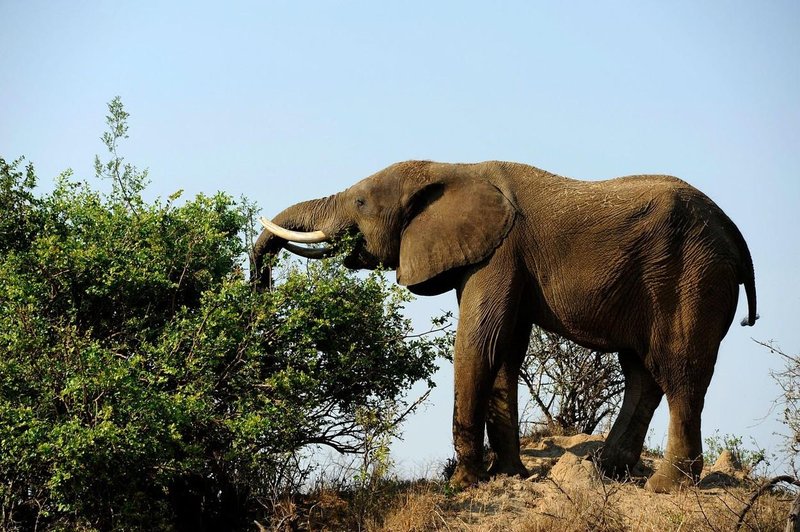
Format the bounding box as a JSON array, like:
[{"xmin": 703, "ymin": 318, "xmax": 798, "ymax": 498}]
[
  {"xmin": 522, "ymin": 325, "xmax": 623, "ymax": 434},
  {"xmin": 735, "ymin": 475, "xmax": 800, "ymax": 531}
]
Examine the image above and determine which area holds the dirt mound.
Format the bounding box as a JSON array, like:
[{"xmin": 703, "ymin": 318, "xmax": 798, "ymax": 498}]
[
  {"xmin": 522, "ymin": 433, "xmax": 751, "ymax": 489},
  {"xmin": 522, "ymin": 433, "xmax": 605, "ymax": 459},
  {"xmin": 548, "ymin": 452, "xmax": 602, "ymax": 487},
  {"xmin": 712, "ymin": 449, "xmax": 744, "ymax": 474},
  {"xmin": 377, "ymin": 434, "xmax": 792, "ymax": 531},
  {"xmin": 521, "ymin": 433, "xmax": 605, "ymax": 482},
  {"xmin": 698, "ymin": 449, "xmax": 749, "ymax": 489}
]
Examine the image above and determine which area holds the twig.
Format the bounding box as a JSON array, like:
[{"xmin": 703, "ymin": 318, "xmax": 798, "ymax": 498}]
[
  {"xmin": 547, "ymin": 477, "xmax": 575, "ymax": 506},
  {"xmin": 388, "ymin": 388, "xmax": 433, "ymax": 430},
  {"xmin": 690, "ymin": 480, "xmax": 720, "ymax": 532},
  {"xmin": 752, "ymin": 339, "xmax": 796, "ymax": 362},
  {"xmin": 735, "ymin": 475, "xmax": 800, "ymax": 531}
]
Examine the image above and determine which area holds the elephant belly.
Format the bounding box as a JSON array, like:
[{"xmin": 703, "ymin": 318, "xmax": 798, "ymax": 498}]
[{"xmin": 533, "ymin": 272, "xmax": 644, "ymax": 354}]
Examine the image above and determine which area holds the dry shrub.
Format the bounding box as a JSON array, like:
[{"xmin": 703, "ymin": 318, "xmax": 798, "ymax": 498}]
[
  {"xmin": 261, "ymin": 479, "xmax": 446, "ymax": 531},
  {"xmin": 254, "ymin": 489, "xmax": 353, "ymax": 531},
  {"xmin": 521, "ymin": 327, "xmax": 624, "ymax": 436},
  {"xmin": 303, "ymin": 489, "xmax": 357, "ymax": 531}
]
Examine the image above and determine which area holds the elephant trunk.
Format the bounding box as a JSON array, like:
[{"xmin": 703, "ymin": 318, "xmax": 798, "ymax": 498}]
[{"xmin": 250, "ymin": 194, "xmax": 340, "ymax": 289}]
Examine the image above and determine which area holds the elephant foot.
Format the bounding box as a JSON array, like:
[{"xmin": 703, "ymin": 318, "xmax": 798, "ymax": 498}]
[
  {"xmin": 596, "ymin": 445, "xmax": 639, "ymax": 480},
  {"xmin": 449, "ymin": 463, "xmax": 489, "ymax": 489},
  {"xmin": 488, "ymin": 459, "xmax": 529, "ymax": 479},
  {"xmin": 645, "ymin": 473, "xmax": 678, "ymax": 493},
  {"xmin": 645, "ymin": 459, "xmax": 702, "ymax": 493}
]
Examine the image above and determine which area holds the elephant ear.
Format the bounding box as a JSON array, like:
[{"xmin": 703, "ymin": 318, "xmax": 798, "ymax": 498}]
[{"xmin": 397, "ymin": 178, "xmax": 516, "ymax": 292}]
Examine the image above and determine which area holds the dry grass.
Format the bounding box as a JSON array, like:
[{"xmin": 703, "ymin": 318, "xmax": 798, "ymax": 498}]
[
  {"xmin": 381, "ymin": 487, "xmax": 449, "ymax": 531},
  {"xmin": 258, "ymin": 435, "xmax": 796, "ymax": 531},
  {"xmin": 525, "ymin": 480, "xmax": 791, "ymax": 532},
  {"xmin": 375, "ymin": 476, "xmax": 793, "ymax": 532}
]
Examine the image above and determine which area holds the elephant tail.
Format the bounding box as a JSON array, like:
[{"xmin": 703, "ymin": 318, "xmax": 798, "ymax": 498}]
[
  {"xmin": 732, "ymin": 222, "xmax": 758, "ymax": 327},
  {"xmin": 740, "ymin": 276, "xmax": 758, "ymax": 326}
]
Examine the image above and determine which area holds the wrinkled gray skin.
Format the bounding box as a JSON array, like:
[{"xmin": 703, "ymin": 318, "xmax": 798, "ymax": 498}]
[{"xmin": 252, "ymin": 161, "xmax": 757, "ymax": 493}]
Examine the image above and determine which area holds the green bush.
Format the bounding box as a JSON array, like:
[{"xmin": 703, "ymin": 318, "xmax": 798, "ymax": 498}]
[{"xmin": 0, "ymin": 99, "xmax": 446, "ymax": 530}]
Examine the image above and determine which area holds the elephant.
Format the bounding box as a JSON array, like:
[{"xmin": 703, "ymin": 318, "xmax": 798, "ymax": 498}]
[{"xmin": 252, "ymin": 160, "xmax": 757, "ymax": 493}]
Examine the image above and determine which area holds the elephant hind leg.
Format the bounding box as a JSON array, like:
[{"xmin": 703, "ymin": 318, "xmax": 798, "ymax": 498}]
[
  {"xmin": 486, "ymin": 315, "xmax": 533, "ymax": 478},
  {"xmin": 644, "ymin": 341, "xmax": 719, "ymax": 493},
  {"xmin": 449, "ymin": 250, "xmax": 527, "ymax": 488},
  {"xmin": 486, "ymin": 350, "xmax": 528, "ymax": 478},
  {"xmin": 645, "ymin": 369, "xmax": 715, "ymax": 493},
  {"xmin": 486, "ymin": 361, "xmax": 528, "ymax": 478},
  {"xmin": 600, "ymin": 349, "xmax": 663, "ymax": 478}
]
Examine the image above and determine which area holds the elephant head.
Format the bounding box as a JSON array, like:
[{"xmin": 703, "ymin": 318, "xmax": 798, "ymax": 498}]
[{"xmin": 252, "ymin": 161, "xmax": 517, "ymax": 294}]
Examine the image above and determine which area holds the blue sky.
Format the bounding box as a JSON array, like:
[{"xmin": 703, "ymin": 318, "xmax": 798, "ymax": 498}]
[{"xmin": 2, "ymin": 1, "xmax": 798, "ymax": 472}]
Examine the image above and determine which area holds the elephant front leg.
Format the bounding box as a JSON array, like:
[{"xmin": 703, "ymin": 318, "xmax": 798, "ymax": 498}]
[
  {"xmin": 450, "ymin": 343, "xmax": 493, "ymax": 488},
  {"xmin": 449, "ymin": 260, "xmax": 524, "ymax": 489}
]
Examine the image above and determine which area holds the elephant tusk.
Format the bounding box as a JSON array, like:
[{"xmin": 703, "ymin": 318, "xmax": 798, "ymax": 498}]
[
  {"xmin": 259, "ymin": 217, "xmax": 329, "ymax": 243},
  {"xmin": 283, "ymin": 242, "xmax": 335, "ymax": 259}
]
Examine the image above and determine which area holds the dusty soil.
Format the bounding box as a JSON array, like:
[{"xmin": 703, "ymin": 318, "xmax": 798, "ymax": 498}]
[{"xmin": 380, "ymin": 434, "xmax": 795, "ymax": 532}]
